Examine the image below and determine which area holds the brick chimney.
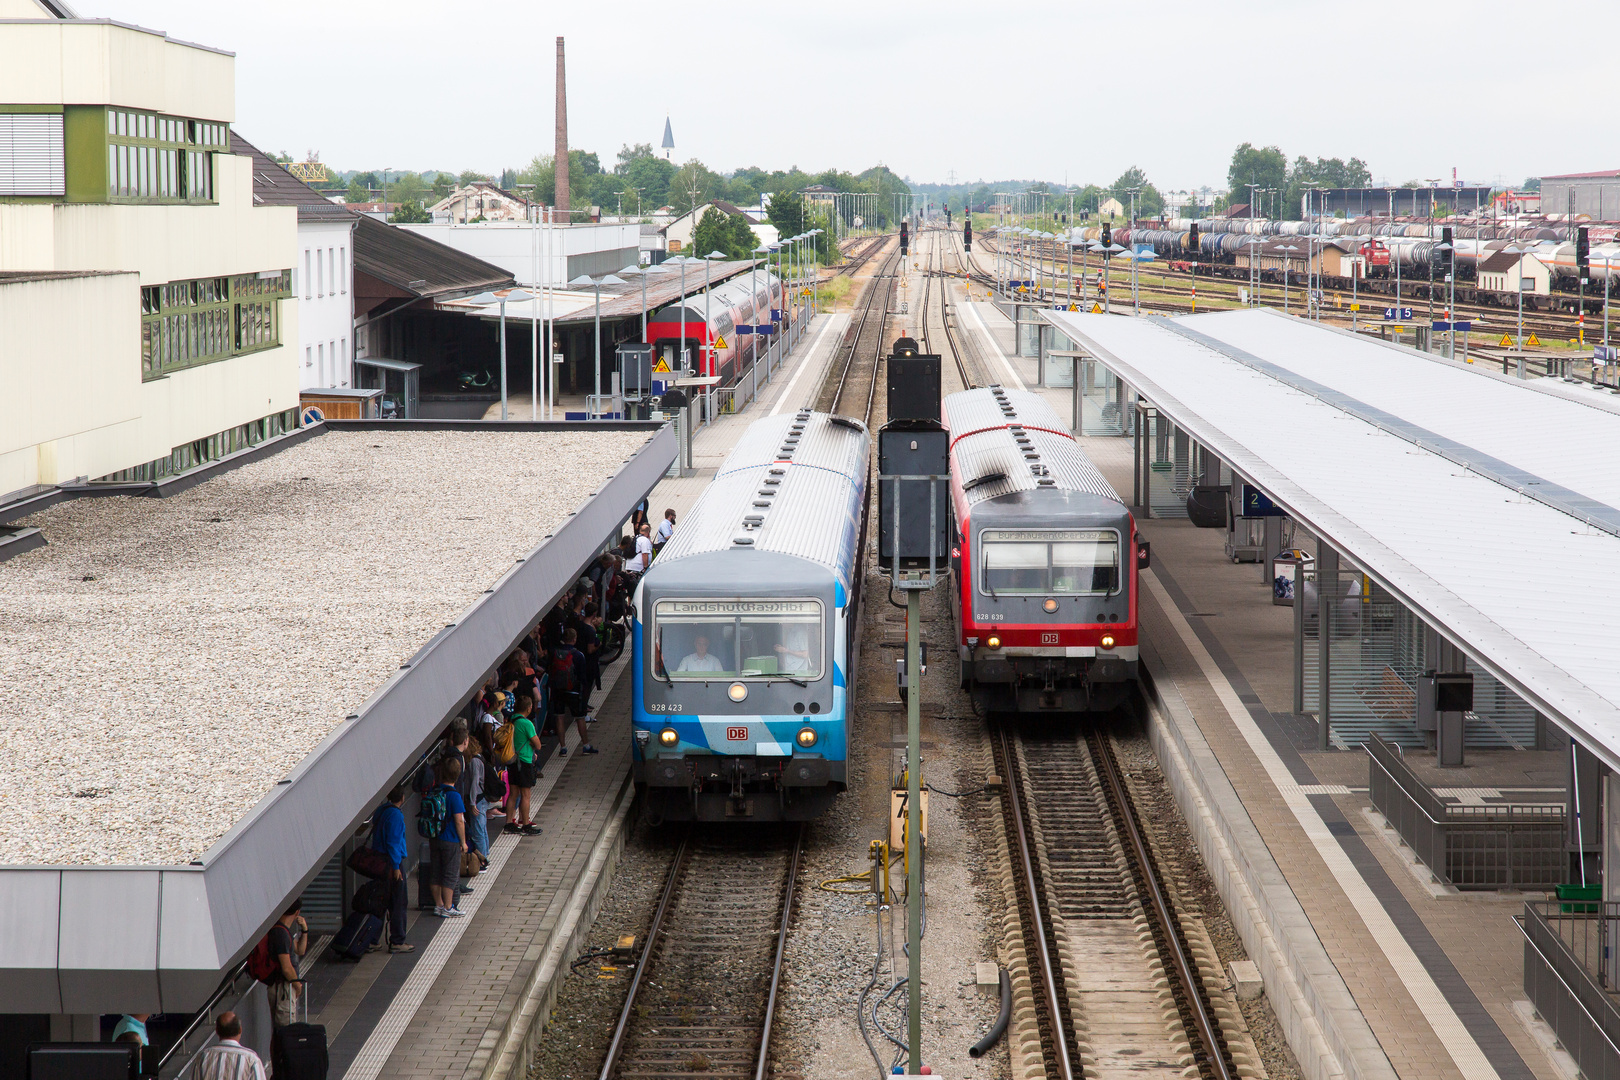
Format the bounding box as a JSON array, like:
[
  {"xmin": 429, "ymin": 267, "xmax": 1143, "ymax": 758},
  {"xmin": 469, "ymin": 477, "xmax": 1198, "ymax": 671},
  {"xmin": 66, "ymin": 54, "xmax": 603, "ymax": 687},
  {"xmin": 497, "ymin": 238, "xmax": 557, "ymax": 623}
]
[{"xmin": 554, "ymin": 36, "xmax": 569, "ymax": 218}]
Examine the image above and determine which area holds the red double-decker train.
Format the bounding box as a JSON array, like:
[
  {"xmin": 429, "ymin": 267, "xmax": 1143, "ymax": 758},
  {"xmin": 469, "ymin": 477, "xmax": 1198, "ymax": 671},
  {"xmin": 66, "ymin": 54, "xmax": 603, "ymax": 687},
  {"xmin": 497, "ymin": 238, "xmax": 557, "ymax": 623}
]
[
  {"xmin": 945, "ymin": 386, "xmax": 1148, "ymax": 713},
  {"xmin": 643, "ymin": 270, "xmax": 784, "ymax": 383}
]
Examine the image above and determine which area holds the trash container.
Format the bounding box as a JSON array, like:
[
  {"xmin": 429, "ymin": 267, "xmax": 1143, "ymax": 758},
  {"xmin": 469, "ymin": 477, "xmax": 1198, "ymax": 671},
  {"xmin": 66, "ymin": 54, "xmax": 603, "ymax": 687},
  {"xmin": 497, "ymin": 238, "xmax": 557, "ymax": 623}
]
[{"xmin": 1270, "ymin": 550, "xmax": 1314, "ymax": 606}]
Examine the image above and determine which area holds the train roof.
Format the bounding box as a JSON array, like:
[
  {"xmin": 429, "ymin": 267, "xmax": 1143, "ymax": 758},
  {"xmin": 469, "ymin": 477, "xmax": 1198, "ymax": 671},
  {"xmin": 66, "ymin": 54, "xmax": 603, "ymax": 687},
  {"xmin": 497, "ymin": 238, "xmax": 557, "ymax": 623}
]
[
  {"xmin": 652, "ymin": 410, "xmax": 869, "ymax": 578},
  {"xmin": 649, "ymin": 270, "xmax": 780, "ymax": 324},
  {"xmin": 944, "ymin": 387, "xmax": 1120, "ymax": 508}
]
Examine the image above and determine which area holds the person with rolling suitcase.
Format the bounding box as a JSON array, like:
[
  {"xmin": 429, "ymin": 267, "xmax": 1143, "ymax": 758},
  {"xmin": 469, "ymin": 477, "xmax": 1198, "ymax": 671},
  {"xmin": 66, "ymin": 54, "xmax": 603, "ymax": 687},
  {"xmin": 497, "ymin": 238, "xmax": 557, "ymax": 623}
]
[
  {"xmin": 264, "ymin": 901, "xmax": 308, "ymax": 1029},
  {"xmin": 270, "ymin": 983, "xmax": 327, "ymax": 1080}
]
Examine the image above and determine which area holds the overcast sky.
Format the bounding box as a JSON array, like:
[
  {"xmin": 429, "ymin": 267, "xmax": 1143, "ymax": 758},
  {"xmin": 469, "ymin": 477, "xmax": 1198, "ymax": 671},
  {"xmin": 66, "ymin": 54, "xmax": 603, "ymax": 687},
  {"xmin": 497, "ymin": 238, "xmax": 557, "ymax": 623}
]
[{"xmin": 100, "ymin": 0, "xmax": 1616, "ymax": 193}]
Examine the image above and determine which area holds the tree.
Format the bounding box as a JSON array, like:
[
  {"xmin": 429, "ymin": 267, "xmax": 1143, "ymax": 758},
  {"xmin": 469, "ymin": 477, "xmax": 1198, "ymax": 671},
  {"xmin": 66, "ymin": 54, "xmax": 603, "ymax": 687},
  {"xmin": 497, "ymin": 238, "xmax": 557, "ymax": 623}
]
[
  {"xmin": 668, "ymin": 160, "xmax": 722, "ymax": 217},
  {"xmin": 1523, "ymin": 177, "xmax": 1542, "ymax": 192},
  {"xmin": 766, "ymin": 189, "xmax": 809, "ymax": 238},
  {"xmin": 1226, "ymin": 143, "xmax": 1287, "ymax": 205},
  {"xmin": 692, "ymin": 207, "xmax": 759, "ymax": 260},
  {"xmin": 1108, "ymin": 168, "xmax": 1162, "ymax": 218},
  {"xmin": 431, "ymin": 173, "xmax": 454, "ymax": 201},
  {"xmin": 458, "ymin": 169, "xmax": 491, "ymax": 186},
  {"xmin": 615, "ymin": 144, "xmax": 677, "ymax": 211},
  {"xmin": 390, "ymin": 200, "xmax": 430, "ymax": 224},
  {"xmin": 345, "ymin": 178, "xmax": 371, "ymax": 204},
  {"xmin": 352, "ymin": 171, "xmax": 379, "ymax": 190}
]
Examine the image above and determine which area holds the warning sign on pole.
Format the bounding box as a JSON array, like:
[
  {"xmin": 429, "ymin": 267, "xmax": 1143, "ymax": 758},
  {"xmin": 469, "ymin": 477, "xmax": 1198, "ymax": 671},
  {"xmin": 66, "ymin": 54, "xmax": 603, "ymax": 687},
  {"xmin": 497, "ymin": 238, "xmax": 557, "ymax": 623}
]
[
  {"xmin": 1068, "ymin": 303, "xmax": 1078, "ymax": 312},
  {"xmin": 1498, "ymin": 334, "xmax": 1513, "ymax": 347},
  {"xmin": 1090, "ymin": 302, "xmax": 1103, "ymax": 314},
  {"xmin": 653, "ymin": 358, "xmax": 671, "ymax": 373},
  {"xmin": 712, "ymin": 335, "xmax": 728, "ymax": 350},
  {"xmin": 1527, "ymin": 333, "xmax": 1541, "ymax": 347}
]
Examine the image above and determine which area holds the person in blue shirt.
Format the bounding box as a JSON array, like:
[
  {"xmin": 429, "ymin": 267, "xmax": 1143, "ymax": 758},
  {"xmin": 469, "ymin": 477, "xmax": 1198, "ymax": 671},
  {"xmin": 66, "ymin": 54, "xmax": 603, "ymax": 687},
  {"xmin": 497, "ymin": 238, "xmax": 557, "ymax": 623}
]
[
  {"xmin": 427, "ymin": 757, "xmax": 468, "ymax": 918},
  {"xmin": 370, "ymin": 785, "xmax": 413, "ymax": 952}
]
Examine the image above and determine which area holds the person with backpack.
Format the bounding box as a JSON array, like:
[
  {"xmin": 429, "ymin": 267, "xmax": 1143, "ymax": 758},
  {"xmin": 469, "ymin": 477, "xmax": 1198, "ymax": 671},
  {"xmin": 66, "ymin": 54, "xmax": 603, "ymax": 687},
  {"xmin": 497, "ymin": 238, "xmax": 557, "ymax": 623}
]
[
  {"xmin": 371, "ymin": 784, "xmax": 413, "ymax": 953},
  {"xmin": 257, "ymin": 900, "xmax": 308, "ymax": 1026},
  {"xmin": 551, "ymin": 628, "xmax": 597, "ymax": 755},
  {"xmin": 463, "ymin": 732, "xmax": 492, "ymax": 868},
  {"xmin": 420, "ymin": 757, "xmax": 467, "ymax": 918},
  {"xmin": 502, "ymin": 695, "xmax": 543, "ymax": 835}
]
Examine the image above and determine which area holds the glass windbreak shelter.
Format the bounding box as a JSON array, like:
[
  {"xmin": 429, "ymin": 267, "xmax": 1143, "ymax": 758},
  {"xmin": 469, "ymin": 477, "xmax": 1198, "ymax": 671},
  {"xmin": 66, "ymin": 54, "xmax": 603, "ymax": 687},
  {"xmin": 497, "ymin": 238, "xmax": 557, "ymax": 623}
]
[
  {"xmin": 980, "ymin": 529, "xmax": 1120, "ymax": 595},
  {"xmin": 654, "ymin": 599, "xmax": 824, "ymax": 679},
  {"xmin": 355, "ymin": 358, "xmax": 422, "ymax": 419}
]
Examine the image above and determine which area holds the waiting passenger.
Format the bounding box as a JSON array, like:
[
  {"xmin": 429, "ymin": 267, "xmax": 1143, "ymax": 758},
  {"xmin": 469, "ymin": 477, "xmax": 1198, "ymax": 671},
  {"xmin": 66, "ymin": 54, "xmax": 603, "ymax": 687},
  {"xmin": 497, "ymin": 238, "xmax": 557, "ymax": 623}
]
[
  {"xmin": 186, "ymin": 1012, "xmax": 266, "ymax": 1080},
  {"xmin": 677, "ymin": 635, "xmax": 726, "ymax": 672},
  {"xmin": 654, "ymin": 508, "xmax": 676, "ymax": 551}
]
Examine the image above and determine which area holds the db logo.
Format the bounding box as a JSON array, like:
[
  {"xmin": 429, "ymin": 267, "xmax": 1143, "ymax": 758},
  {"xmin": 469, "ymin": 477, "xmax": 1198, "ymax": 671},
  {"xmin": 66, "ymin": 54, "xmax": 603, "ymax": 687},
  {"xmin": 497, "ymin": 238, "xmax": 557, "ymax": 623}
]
[
  {"xmin": 1041, "ymin": 632, "xmax": 1059, "ymax": 644},
  {"xmin": 726, "ymin": 727, "xmax": 750, "ymax": 742}
]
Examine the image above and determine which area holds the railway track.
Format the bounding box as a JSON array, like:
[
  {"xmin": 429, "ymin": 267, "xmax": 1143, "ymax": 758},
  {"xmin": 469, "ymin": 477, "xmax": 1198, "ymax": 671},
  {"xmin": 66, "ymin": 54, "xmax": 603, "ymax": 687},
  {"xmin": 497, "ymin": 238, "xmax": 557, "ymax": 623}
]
[
  {"xmin": 837, "ymin": 233, "xmax": 891, "ymax": 277},
  {"xmin": 598, "ymin": 827, "xmax": 804, "ymax": 1080},
  {"xmin": 991, "ymin": 722, "xmax": 1241, "ymax": 1080},
  {"xmin": 919, "ymin": 228, "xmax": 990, "ymax": 390},
  {"xmin": 819, "ymin": 243, "xmax": 901, "ymax": 421},
  {"xmin": 978, "ymin": 233, "xmax": 1606, "ymax": 343}
]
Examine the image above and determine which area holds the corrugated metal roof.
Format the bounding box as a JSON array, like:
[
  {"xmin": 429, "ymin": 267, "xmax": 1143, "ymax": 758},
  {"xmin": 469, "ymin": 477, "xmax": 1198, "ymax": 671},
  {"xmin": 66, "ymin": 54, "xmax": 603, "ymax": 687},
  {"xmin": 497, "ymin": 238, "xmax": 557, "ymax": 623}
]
[
  {"xmin": 352, "ymin": 214, "xmax": 515, "ymax": 300},
  {"xmin": 945, "ymin": 387, "xmax": 1118, "ymax": 506},
  {"xmin": 1046, "ymin": 306, "xmax": 1620, "ymax": 773},
  {"xmin": 656, "ymin": 411, "xmax": 869, "ymax": 577}
]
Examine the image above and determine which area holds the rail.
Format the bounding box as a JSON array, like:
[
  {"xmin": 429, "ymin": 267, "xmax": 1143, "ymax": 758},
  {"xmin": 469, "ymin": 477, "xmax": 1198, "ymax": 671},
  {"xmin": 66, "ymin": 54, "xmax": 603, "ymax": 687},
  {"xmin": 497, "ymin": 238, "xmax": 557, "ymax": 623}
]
[
  {"xmin": 1089, "ymin": 731, "xmax": 1236, "ymax": 1080},
  {"xmin": 1518, "ymin": 901, "xmax": 1620, "ymax": 1079},
  {"xmin": 598, "ymin": 826, "xmax": 804, "ymax": 1080},
  {"xmin": 1367, "ymin": 733, "xmax": 1564, "ymax": 890}
]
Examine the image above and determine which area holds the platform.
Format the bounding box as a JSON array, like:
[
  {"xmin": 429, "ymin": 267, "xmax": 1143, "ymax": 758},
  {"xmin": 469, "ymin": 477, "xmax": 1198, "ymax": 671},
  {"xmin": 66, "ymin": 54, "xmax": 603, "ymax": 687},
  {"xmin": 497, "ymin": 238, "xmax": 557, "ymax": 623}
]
[
  {"xmin": 216, "ymin": 304, "xmax": 853, "ymax": 1080},
  {"xmin": 958, "ymin": 287, "xmax": 1572, "ymax": 1080}
]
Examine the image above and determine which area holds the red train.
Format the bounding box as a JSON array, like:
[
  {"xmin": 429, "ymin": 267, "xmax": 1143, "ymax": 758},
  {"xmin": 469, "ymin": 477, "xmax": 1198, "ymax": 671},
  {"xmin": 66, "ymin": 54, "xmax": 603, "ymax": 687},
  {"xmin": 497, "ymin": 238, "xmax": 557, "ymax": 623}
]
[
  {"xmin": 944, "ymin": 386, "xmax": 1147, "ymax": 713},
  {"xmin": 644, "ymin": 270, "xmax": 784, "ymax": 383}
]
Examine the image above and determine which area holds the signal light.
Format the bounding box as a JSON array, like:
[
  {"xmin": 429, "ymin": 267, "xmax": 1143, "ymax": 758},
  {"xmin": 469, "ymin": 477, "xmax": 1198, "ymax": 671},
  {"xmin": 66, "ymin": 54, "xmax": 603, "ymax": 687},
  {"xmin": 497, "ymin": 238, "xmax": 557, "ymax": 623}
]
[
  {"xmin": 1577, "ymin": 226, "xmax": 1591, "ymax": 275},
  {"xmin": 1101, "ymin": 222, "xmax": 1112, "ymax": 247}
]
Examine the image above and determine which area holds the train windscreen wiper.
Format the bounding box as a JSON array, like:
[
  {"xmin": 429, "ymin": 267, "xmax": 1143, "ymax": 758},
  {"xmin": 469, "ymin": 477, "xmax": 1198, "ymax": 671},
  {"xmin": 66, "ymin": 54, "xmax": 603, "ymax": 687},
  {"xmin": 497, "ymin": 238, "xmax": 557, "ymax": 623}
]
[{"xmin": 653, "ymin": 629, "xmax": 673, "ymax": 686}]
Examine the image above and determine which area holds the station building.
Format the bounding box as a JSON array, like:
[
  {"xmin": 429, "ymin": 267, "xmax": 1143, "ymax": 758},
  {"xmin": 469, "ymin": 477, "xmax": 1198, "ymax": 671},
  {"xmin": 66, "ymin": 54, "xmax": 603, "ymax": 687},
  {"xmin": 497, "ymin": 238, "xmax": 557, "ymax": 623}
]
[
  {"xmin": 1538, "ymin": 169, "xmax": 1620, "ymax": 222},
  {"xmin": 0, "ymin": 2, "xmax": 301, "ymax": 500}
]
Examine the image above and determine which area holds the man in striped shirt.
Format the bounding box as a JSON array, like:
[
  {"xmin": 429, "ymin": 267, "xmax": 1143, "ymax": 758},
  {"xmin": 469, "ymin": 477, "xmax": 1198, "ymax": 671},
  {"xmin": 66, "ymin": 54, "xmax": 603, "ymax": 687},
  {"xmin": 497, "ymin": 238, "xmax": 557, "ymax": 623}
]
[{"xmin": 187, "ymin": 1012, "xmax": 266, "ymax": 1080}]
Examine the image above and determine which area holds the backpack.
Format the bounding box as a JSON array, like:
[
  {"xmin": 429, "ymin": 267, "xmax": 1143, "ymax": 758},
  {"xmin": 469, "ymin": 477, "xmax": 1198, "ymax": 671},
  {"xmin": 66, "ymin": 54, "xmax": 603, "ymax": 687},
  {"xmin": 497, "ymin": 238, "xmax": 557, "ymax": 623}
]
[
  {"xmin": 416, "ymin": 787, "xmax": 448, "ymax": 839},
  {"xmin": 247, "ymin": 933, "xmax": 279, "ymax": 983},
  {"xmin": 482, "ymin": 755, "xmax": 507, "ymax": 802},
  {"xmin": 549, "ymin": 649, "xmax": 577, "ymax": 693},
  {"xmin": 492, "ymin": 721, "xmax": 516, "ymax": 766}
]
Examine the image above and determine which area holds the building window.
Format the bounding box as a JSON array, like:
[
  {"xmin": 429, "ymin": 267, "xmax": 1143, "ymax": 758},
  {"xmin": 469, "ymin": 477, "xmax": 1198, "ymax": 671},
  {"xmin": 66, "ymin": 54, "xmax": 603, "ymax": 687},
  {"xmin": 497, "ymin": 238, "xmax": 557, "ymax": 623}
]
[
  {"xmin": 327, "ymin": 248, "xmax": 334, "ymax": 297},
  {"xmin": 304, "ymin": 251, "xmax": 312, "ymax": 299},
  {"xmin": 305, "ymin": 345, "xmax": 312, "ymax": 369},
  {"xmin": 140, "ymin": 269, "xmax": 291, "ymax": 378},
  {"xmin": 104, "ymin": 107, "xmax": 222, "ymax": 204},
  {"xmin": 316, "ymin": 250, "xmax": 323, "ymax": 297},
  {"xmin": 339, "ymin": 247, "xmax": 347, "ymax": 294},
  {"xmin": 94, "ymin": 408, "xmax": 300, "ymax": 483}
]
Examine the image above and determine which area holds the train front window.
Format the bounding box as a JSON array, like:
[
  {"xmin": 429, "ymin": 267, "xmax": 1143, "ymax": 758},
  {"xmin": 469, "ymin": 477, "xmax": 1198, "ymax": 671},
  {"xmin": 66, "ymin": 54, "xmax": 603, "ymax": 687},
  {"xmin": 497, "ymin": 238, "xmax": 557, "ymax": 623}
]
[
  {"xmin": 653, "ymin": 599, "xmax": 824, "ymax": 681},
  {"xmin": 980, "ymin": 529, "xmax": 1119, "ymax": 596}
]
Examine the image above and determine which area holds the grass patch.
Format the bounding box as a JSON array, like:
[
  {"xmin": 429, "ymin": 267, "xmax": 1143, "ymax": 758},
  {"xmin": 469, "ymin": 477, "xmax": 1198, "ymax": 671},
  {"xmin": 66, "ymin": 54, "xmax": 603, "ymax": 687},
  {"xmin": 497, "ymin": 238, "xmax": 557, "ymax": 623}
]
[{"xmin": 817, "ymin": 275, "xmax": 853, "ymax": 309}]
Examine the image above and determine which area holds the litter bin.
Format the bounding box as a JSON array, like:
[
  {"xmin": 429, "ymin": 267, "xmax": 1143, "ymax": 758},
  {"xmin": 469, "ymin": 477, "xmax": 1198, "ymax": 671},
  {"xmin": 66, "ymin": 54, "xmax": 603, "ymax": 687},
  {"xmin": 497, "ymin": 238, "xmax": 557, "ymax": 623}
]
[
  {"xmin": 1270, "ymin": 550, "xmax": 1314, "ymax": 606},
  {"xmin": 1557, "ymin": 883, "xmax": 1601, "ymax": 913}
]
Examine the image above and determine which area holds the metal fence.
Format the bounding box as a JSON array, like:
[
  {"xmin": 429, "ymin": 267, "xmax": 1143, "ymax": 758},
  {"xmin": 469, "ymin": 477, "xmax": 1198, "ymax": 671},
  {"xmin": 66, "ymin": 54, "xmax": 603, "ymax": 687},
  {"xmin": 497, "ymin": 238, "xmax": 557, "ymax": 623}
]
[
  {"xmin": 1520, "ymin": 900, "xmax": 1620, "ymax": 1080},
  {"xmin": 1367, "ymin": 733, "xmax": 1565, "ymax": 890}
]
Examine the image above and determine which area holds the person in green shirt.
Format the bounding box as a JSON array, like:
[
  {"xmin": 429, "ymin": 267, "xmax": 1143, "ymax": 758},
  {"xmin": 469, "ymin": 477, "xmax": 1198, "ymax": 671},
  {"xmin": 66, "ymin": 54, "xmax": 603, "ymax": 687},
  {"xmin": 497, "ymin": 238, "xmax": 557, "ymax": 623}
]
[{"xmin": 503, "ymin": 696, "xmax": 543, "ymax": 836}]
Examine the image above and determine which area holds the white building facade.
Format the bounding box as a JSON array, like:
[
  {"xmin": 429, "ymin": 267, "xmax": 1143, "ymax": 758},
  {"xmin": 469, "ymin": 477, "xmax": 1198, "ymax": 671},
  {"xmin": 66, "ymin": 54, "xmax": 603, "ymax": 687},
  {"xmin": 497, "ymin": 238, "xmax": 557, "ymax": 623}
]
[
  {"xmin": 0, "ymin": 8, "xmax": 300, "ymax": 499},
  {"xmin": 397, "ymin": 220, "xmax": 640, "ymax": 286}
]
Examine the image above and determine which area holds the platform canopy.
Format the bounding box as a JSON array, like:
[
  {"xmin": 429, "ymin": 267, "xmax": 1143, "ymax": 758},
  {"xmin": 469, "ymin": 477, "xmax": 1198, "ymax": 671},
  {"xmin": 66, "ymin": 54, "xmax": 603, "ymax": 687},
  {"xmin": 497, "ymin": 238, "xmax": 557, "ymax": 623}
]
[{"xmin": 1046, "ymin": 307, "xmax": 1620, "ymax": 773}]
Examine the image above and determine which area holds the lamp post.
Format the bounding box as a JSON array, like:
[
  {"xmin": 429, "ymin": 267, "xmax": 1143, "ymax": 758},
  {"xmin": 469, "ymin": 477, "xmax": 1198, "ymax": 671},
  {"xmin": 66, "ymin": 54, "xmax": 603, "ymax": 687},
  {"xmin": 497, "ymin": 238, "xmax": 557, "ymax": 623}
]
[
  {"xmin": 808, "ymin": 229, "xmax": 823, "ymax": 312},
  {"xmin": 1276, "ymin": 245, "xmax": 1300, "ymax": 314},
  {"xmin": 569, "ymin": 273, "xmax": 626, "ymax": 416},
  {"xmin": 470, "ymin": 288, "xmax": 534, "ymax": 421},
  {"xmin": 1242, "ymin": 238, "xmax": 1263, "ymax": 306},
  {"xmin": 1504, "ymin": 244, "xmax": 1530, "ymax": 352},
  {"xmin": 1435, "ymin": 242, "xmax": 1455, "ymax": 357},
  {"xmin": 703, "ymin": 249, "xmax": 726, "ymax": 385},
  {"xmin": 620, "ymin": 263, "xmax": 649, "ymax": 343}
]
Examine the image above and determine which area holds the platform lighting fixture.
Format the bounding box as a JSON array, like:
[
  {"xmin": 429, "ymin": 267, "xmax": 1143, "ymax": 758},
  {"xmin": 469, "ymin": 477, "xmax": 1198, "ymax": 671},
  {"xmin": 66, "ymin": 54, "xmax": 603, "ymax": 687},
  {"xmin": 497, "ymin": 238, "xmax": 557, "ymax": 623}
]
[
  {"xmin": 620, "ymin": 264, "xmax": 649, "ymax": 342},
  {"xmin": 1275, "ymin": 245, "xmax": 1300, "ymax": 314},
  {"xmin": 1241, "ymin": 237, "xmax": 1264, "ymax": 307},
  {"xmin": 1503, "ymin": 244, "xmax": 1532, "ymax": 352},
  {"xmin": 569, "ymin": 273, "xmax": 626, "ymax": 415},
  {"xmin": 1434, "ymin": 242, "xmax": 1456, "ymax": 357},
  {"xmin": 702, "ymin": 251, "xmax": 727, "ymax": 403},
  {"xmin": 469, "ymin": 289, "xmax": 534, "ymax": 421}
]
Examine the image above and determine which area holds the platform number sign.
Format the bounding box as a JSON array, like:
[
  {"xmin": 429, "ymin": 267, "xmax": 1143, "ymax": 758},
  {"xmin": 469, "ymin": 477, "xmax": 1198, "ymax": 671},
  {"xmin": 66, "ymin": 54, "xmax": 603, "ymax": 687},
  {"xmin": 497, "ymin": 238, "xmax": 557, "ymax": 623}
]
[
  {"xmin": 1241, "ymin": 484, "xmax": 1286, "ymax": 519},
  {"xmin": 726, "ymin": 727, "xmax": 749, "ymax": 742},
  {"xmin": 1382, "ymin": 307, "xmax": 1414, "ymax": 322}
]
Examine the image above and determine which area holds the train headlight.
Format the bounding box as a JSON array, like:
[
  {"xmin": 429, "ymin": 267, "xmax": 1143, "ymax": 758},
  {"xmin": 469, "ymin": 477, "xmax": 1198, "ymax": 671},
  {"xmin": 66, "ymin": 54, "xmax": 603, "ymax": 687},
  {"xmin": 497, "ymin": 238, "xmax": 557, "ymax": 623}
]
[
  {"xmin": 728, "ymin": 682, "xmax": 748, "ymax": 702},
  {"xmin": 658, "ymin": 727, "xmax": 679, "ymax": 747},
  {"xmin": 1100, "ymin": 634, "xmax": 1116, "ymax": 650},
  {"xmin": 796, "ymin": 727, "xmax": 818, "ymax": 748},
  {"xmin": 987, "ymin": 636, "xmax": 1002, "ymax": 650},
  {"xmin": 1043, "ymin": 598, "xmax": 1058, "ymax": 613}
]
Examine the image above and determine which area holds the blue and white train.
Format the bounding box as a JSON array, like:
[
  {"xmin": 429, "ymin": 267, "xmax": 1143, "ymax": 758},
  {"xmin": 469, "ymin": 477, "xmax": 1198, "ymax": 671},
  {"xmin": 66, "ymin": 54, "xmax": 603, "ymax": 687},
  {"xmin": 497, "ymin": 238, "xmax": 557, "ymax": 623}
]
[{"xmin": 631, "ymin": 410, "xmax": 870, "ymax": 822}]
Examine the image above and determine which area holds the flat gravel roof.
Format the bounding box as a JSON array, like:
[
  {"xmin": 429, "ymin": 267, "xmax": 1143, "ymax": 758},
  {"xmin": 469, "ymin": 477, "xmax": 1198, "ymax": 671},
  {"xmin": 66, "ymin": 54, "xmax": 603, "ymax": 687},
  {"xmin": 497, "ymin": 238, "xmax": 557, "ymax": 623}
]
[{"xmin": 3, "ymin": 428, "xmax": 650, "ymax": 866}]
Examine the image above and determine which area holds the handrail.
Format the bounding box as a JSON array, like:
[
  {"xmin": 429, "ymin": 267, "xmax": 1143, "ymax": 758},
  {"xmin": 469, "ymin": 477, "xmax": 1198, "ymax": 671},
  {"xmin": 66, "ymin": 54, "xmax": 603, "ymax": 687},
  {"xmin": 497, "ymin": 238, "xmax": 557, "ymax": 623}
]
[
  {"xmin": 1368, "ymin": 738, "xmax": 1562, "ymax": 825},
  {"xmin": 1514, "ymin": 908, "xmax": 1620, "ymax": 1059},
  {"xmin": 154, "ymin": 959, "xmax": 253, "ymax": 1073}
]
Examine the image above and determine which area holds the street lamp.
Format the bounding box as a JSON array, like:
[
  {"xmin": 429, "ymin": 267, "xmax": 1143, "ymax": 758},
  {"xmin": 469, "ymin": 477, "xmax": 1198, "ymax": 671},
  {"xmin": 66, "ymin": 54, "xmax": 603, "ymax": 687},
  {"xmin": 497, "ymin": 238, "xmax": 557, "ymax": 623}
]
[
  {"xmin": 1276, "ymin": 245, "xmax": 1300, "ymax": 314},
  {"xmin": 568, "ymin": 273, "xmax": 626, "ymax": 416},
  {"xmin": 807, "ymin": 229, "xmax": 823, "ymax": 312},
  {"xmin": 1242, "ymin": 238, "xmax": 1264, "ymax": 306},
  {"xmin": 1434, "ymin": 242, "xmax": 1455, "ymax": 357},
  {"xmin": 702, "ymin": 250, "xmax": 727, "ymax": 384},
  {"xmin": 620, "ymin": 263, "xmax": 650, "ymax": 343},
  {"xmin": 470, "ymin": 288, "xmax": 534, "ymax": 420},
  {"xmin": 1503, "ymin": 244, "xmax": 1532, "ymax": 353}
]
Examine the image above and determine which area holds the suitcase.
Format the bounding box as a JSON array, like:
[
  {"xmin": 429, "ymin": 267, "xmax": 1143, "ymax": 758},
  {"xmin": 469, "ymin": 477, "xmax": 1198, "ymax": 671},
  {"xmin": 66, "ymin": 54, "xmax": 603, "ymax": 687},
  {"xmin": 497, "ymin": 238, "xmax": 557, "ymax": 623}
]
[
  {"xmin": 332, "ymin": 911, "xmax": 383, "ymax": 962},
  {"xmin": 352, "ymin": 878, "xmax": 391, "ymax": 918},
  {"xmin": 272, "ymin": 993, "xmax": 328, "ymax": 1080}
]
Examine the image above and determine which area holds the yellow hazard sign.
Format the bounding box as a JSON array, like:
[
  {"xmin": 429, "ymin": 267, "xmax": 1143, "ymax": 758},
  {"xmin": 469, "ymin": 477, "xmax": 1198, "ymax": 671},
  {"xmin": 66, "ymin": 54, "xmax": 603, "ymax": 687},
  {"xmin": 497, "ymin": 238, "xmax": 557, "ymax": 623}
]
[
  {"xmin": 712, "ymin": 335, "xmax": 728, "ymax": 350},
  {"xmin": 1068, "ymin": 303, "xmax": 1078, "ymax": 312},
  {"xmin": 1499, "ymin": 334, "xmax": 1513, "ymax": 347},
  {"xmin": 1350, "ymin": 303, "xmax": 1360, "ymax": 312},
  {"xmin": 653, "ymin": 357, "xmax": 671, "ymax": 373},
  {"xmin": 1090, "ymin": 302, "xmax": 1103, "ymax": 314},
  {"xmin": 1527, "ymin": 333, "xmax": 1540, "ymax": 347}
]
